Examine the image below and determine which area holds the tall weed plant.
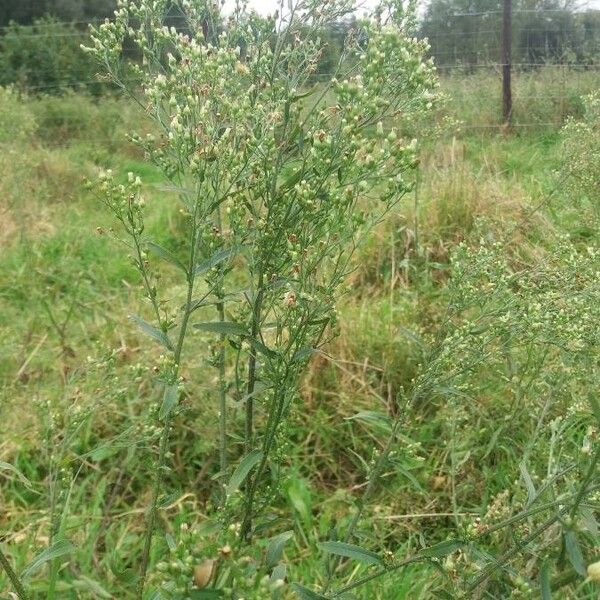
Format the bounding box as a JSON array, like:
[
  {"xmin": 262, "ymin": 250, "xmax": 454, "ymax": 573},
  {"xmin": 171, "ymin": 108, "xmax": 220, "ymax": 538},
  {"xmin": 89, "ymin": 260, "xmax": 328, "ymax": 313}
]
[{"xmin": 82, "ymin": 0, "xmax": 436, "ymax": 598}]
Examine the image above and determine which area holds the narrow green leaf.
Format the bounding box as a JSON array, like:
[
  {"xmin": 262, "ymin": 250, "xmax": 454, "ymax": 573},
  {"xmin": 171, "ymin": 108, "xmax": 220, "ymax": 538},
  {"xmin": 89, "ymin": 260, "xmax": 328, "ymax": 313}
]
[
  {"xmin": 285, "ymin": 478, "xmax": 312, "ymax": 525},
  {"xmin": 271, "ymin": 563, "xmax": 287, "ymax": 582},
  {"xmin": 130, "ymin": 315, "xmax": 173, "ymax": 351},
  {"xmin": 188, "ymin": 591, "xmax": 224, "ymax": 599},
  {"xmin": 249, "ymin": 337, "xmax": 276, "ymax": 359},
  {"xmin": 89, "ymin": 445, "xmax": 120, "ymax": 462},
  {"xmin": 159, "ymin": 384, "xmax": 179, "ymax": 420},
  {"xmin": 539, "ymin": 560, "xmax": 552, "ymax": 600},
  {"xmin": 189, "ymin": 292, "xmax": 243, "ymax": 314},
  {"xmin": 419, "ymin": 539, "xmax": 466, "ymax": 559},
  {"xmin": 165, "ymin": 533, "xmax": 177, "ymax": 551},
  {"xmin": 519, "ymin": 462, "xmax": 536, "ymax": 506},
  {"xmin": 279, "ymin": 168, "xmax": 304, "ymax": 193},
  {"xmin": 227, "ymin": 450, "xmax": 263, "ymax": 496},
  {"xmin": 113, "ymin": 567, "xmax": 137, "ymax": 585},
  {"xmin": 564, "ymin": 530, "xmax": 586, "ymax": 576},
  {"xmin": 194, "ymin": 321, "xmax": 247, "ymax": 337},
  {"xmin": 0, "ymin": 461, "xmax": 34, "ymax": 489},
  {"xmin": 146, "ymin": 242, "xmax": 188, "ymax": 274},
  {"xmin": 291, "ymin": 86, "xmax": 317, "ymax": 102},
  {"xmin": 291, "ymin": 583, "xmax": 329, "ymax": 600},
  {"xmin": 319, "ymin": 541, "xmax": 382, "ymax": 566},
  {"xmin": 396, "ymin": 464, "xmax": 426, "ymax": 493},
  {"xmin": 22, "ymin": 538, "xmax": 75, "ymax": 579},
  {"xmin": 292, "ymin": 346, "xmax": 317, "ymax": 364},
  {"xmin": 271, "ymin": 564, "xmax": 287, "ymax": 600},
  {"xmin": 346, "ymin": 411, "xmax": 392, "ymax": 433},
  {"xmin": 266, "ymin": 530, "xmax": 294, "ymax": 568},
  {"xmin": 580, "ymin": 505, "xmax": 599, "ymax": 535},
  {"xmin": 397, "ymin": 326, "xmax": 426, "ymax": 349},
  {"xmin": 195, "ymin": 246, "xmax": 243, "ymax": 275},
  {"xmin": 72, "ymin": 575, "xmax": 113, "ymax": 598}
]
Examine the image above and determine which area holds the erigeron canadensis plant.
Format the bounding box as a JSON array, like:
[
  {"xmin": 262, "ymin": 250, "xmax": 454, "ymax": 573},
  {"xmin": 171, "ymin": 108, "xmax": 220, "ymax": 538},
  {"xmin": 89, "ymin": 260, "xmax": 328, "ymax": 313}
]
[
  {"xmin": 409, "ymin": 232, "xmax": 600, "ymax": 598},
  {"xmin": 79, "ymin": 0, "xmax": 438, "ymax": 598},
  {"xmin": 563, "ymin": 92, "xmax": 600, "ymax": 221}
]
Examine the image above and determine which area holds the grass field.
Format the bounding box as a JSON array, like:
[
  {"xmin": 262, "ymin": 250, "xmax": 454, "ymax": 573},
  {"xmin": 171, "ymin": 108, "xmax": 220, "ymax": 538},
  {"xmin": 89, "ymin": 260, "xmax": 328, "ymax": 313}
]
[{"xmin": 1, "ymin": 69, "xmax": 599, "ymax": 599}]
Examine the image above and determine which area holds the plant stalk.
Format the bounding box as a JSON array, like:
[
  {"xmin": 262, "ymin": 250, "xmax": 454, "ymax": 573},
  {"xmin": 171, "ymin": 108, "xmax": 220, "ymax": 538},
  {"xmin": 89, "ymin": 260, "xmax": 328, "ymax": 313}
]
[
  {"xmin": 0, "ymin": 546, "xmax": 29, "ymax": 600},
  {"xmin": 136, "ymin": 270, "xmax": 195, "ymax": 598},
  {"xmin": 245, "ymin": 273, "xmax": 264, "ymax": 452},
  {"xmin": 217, "ymin": 292, "xmax": 228, "ymax": 498},
  {"xmin": 240, "ymin": 381, "xmax": 288, "ymax": 541}
]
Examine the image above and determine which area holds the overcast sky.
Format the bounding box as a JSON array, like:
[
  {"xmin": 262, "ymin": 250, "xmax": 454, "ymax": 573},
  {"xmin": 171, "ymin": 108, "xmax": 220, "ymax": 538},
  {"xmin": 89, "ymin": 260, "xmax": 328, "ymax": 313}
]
[
  {"xmin": 223, "ymin": 0, "xmax": 379, "ymax": 16},
  {"xmin": 224, "ymin": 0, "xmax": 600, "ymax": 14}
]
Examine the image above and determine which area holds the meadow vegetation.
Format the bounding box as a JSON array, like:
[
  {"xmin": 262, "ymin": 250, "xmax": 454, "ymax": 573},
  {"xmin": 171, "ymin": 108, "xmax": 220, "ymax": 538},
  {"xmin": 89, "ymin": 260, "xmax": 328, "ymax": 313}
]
[{"xmin": 0, "ymin": 3, "xmax": 599, "ymax": 599}]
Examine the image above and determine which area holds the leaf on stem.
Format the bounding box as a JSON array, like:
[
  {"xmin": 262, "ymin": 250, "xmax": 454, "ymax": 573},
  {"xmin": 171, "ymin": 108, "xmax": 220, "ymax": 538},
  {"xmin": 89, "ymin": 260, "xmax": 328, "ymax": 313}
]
[
  {"xmin": 290, "ymin": 583, "xmax": 329, "ymax": 600},
  {"xmin": 195, "ymin": 245, "xmax": 244, "ymax": 275},
  {"xmin": 159, "ymin": 384, "xmax": 179, "ymax": 420},
  {"xmin": 188, "ymin": 590, "xmax": 224, "ymax": 599},
  {"xmin": 22, "ymin": 538, "xmax": 75, "ymax": 580},
  {"xmin": 194, "ymin": 321, "xmax": 248, "ymax": 337},
  {"xmin": 346, "ymin": 411, "xmax": 392, "ymax": 433},
  {"xmin": 564, "ymin": 530, "xmax": 586, "ymax": 576},
  {"xmin": 319, "ymin": 541, "xmax": 383, "ymax": 566},
  {"xmin": 226, "ymin": 450, "xmax": 263, "ymax": 496},
  {"xmin": 146, "ymin": 241, "xmax": 188, "ymax": 275},
  {"xmin": 419, "ymin": 539, "xmax": 467, "ymax": 559},
  {"xmin": 0, "ymin": 461, "xmax": 35, "ymax": 490},
  {"xmin": 539, "ymin": 560, "xmax": 552, "ymax": 600},
  {"xmin": 266, "ymin": 530, "xmax": 294, "ymax": 568},
  {"xmin": 291, "ymin": 346, "xmax": 317, "ymax": 364},
  {"xmin": 130, "ymin": 315, "xmax": 174, "ymax": 351}
]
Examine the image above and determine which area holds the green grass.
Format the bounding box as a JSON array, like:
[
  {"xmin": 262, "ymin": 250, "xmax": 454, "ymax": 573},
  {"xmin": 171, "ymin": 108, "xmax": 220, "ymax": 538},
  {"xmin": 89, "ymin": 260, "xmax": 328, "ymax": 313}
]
[{"xmin": 1, "ymin": 78, "xmax": 599, "ymax": 599}]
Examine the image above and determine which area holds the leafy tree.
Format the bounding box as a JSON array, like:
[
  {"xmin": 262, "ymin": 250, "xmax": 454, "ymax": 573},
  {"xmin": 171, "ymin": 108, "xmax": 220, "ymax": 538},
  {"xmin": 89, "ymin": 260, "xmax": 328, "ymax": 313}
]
[
  {"xmin": 419, "ymin": 0, "xmax": 600, "ymax": 67},
  {"xmin": 0, "ymin": 0, "xmax": 117, "ymax": 28},
  {"xmin": 0, "ymin": 17, "xmax": 107, "ymax": 94}
]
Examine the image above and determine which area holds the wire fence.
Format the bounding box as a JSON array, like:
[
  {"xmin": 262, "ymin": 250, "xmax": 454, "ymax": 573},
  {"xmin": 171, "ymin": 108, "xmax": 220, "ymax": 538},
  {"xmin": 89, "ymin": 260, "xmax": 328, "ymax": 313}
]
[{"xmin": 1, "ymin": 11, "xmax": 599, "ymax": 136}]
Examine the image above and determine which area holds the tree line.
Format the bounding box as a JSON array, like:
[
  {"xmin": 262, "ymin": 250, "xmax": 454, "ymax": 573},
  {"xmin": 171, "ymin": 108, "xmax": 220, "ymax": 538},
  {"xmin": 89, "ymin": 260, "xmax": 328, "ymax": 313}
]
[{"xmin": 0, "ymin": 0, "xmax": 599, "ymax": 95}]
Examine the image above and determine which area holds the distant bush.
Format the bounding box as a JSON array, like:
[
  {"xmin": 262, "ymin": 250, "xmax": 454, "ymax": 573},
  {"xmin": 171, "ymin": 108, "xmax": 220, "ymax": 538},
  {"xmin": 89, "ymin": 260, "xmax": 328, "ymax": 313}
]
[
  {"xmin": 0, "ymin": 17, "xmax": 107, "ymax": 95},
  {"xmin": 0, "ymin": 86, "xmax": 36, "ymax": 143}
]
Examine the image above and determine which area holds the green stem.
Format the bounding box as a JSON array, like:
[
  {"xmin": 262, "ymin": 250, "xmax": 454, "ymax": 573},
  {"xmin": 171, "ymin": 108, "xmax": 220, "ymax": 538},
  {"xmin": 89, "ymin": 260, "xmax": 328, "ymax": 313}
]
[
  {"xmin": 217, "ymin": 291, "xmax": 227, "ymax": 498},
  {"xmin": 245, "ymin": 273, "xmax": 264, "ymax": 453},
  {"xmin": 466, "ymin": 510, "xmax": 567, "ymax": 593},
  {"xmin": 215, "ymin": 206, "xmax": 228, "ymax": 498},
  {"xmin": 569, "ymin": 442, "xmax": 600, "ymax": 520},
  {"xmin": 136, "ymin": 413, "xmax": 172, "ymax": 599},
  {"xmin": 323, "ymin": 411, "xmax": 405, "ymax": 592},
  {"xmin": 136, "ymin": 266, "xmax": 195, "ymax": 598},
  {"xmin": 0, "ymin": 545, "xmax": 29, "ymax": 600},
  {"xmin": 240, "ymin": 380, "xmax": 288, "ymax": 541}
]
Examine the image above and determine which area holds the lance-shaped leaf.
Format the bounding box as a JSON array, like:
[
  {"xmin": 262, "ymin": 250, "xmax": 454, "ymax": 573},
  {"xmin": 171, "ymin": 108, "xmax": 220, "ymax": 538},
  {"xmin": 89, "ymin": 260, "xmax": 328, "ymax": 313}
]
[
  {"xmin": 319, "ymin": 541, "xmax": 382, "ymax": 566},
  {"xmin": 194, "ymin": 321, "xmax": 247, "ymax": 337},
  {"xmin": 0, "ymin": 461, "xmax": 35, "ymax": 490},
  {"xmin": 189, "ymin": 590, "xmax": 224, "ymax": 599},
  {"xmin": 22, "ymin": 538, "xmax": 75, "ymax": 579},
  {"xmin": 564, "ymin": 530, "xmax": 586, "ymax": 576},
  {"xmin": 266, "ymin": 530, "xmax": 294, "ymax": 568},
  {"xmin": 130, "ymin": 315, "xmax": 173, "ymax": 351},
  {"xmin": 146, "ymin": 241, "xmax": 188, "ymax": 275},
  {"xmin": 195, "ymin": 245, "xmax": 244, "ymax": 276},
  {"xmin": 159, "ymin": 384, "xmax": 179, "ymax": 420},
  {"xmin": 539, "ymin": 560, "xmax": 552, "ymax": 600},
  {"xmin": 291, "ymin": 583, "xmax": 329, "ymax": 600},
  {"xmin": 227, "ymin": 450, "xmax": 263, "ymax": 496},
  {"xmin": 419, "ymin": 539, "xmax": 467, "ymax": 559}
]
